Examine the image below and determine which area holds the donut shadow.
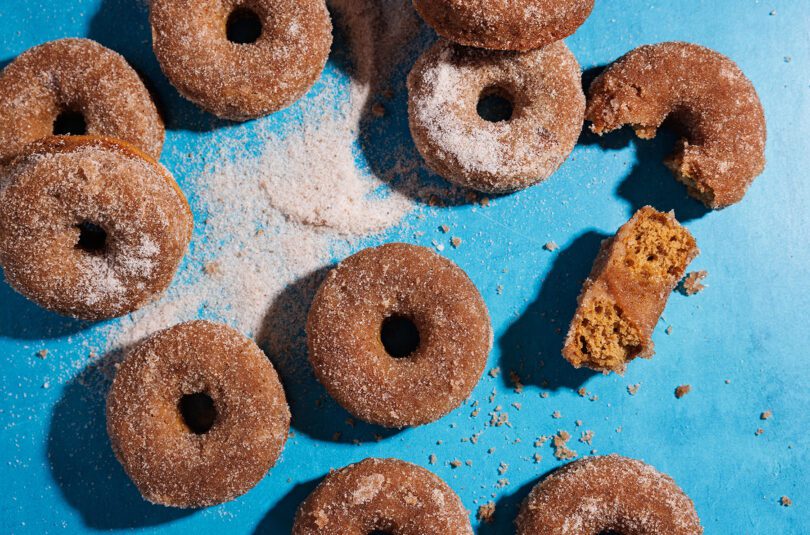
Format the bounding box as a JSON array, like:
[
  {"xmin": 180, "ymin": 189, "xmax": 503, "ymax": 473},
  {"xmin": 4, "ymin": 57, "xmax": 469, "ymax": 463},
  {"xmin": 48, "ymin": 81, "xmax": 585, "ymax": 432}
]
[
  {"xmin": 256, "ymin": 266, "xmax": 402, "ymax": 444},
  {"xmin": 252, "ymin": 476, "xmax": 324, "ymax": 534},
  {"xmin": 47, "ymin": 351, "xmax": 195, "ymax": 529},
  {"xmin": 0, "ymin": 56, "xmax": 13, "ymax": 70},
  {"xmin": 476, "ymin": 465, "xmax": 560, "ymax": 534},
  {"xmin": 497, "ymin": 231, "xmax": 604, "ymax": 392}
]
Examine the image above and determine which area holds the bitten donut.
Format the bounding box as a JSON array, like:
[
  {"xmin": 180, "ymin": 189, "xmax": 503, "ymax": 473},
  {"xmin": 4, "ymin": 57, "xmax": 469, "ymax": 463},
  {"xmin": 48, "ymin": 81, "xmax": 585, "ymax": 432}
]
[
  {"xmin": 107, "ymin": 321, "xmax": 290, "ymax": 508},
  {"xmin": 307, "ymin": 243, "xmax": 491, "ymax": 428},
  {"xmin": 293, "ymin": 458, "xmax": 473, "ymax": 534},
  {"xmin": 587, "ymin": 42, "xmax": 767, "ymax": 209},
  {"xmin": 413, "ymin": 0, "xmax": 594, "ymax": 52},
  {"xmin": 517, "ymin": 455, "xmax": 703, "ymax": 534},
  {"xmin": 0, "ymin": 38, "xmax": 164, "ymax": 162},
  {"xmin": 408, "ymin": 39, "xmax": 585, "ymax": 193},
  {"xmin": 150, "ymin": 0, "xmax": 332, "ymax": 120},
  {"xmin": 0, "ymin": 136, "xmax": 192, "ymax": 320}
]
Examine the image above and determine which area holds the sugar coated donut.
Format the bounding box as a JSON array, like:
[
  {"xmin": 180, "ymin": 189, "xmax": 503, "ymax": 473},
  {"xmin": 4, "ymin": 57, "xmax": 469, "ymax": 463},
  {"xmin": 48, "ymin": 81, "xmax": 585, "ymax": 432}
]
[
  {"xmin": 517, "ymin": 455, "xmax": 703, "ymax": 534},
  {"xmin": 413, "ymin": 0, "xmax": 594, "ymax": 51},
  {"xmin": 150, "ymin": 0, "xmax": 332, "ymax": 120},
  {"xmin": 408, "ymin": 39, "xmax": 585, "ymax": 194},
  {"xmin": 0, "ymin": 136, "xmax": 192, "ymax": 321},
  {"xmin": 0, "ymin": 38, "xmax": 164, "ymax": 162},
  {"xmin": 107, "ymin": 321, "xmax": 290, "ymax": 508},
  {"xmin": 307, "ymin": 243, "xmax": 491, "ymax": 428},
  {"xmin": 587, "ymin": 42, "xmax": 767, "ymax": 209},
  {"xmin": 293, "ymin": 458, "xmax": 473, "ymax": 534}
]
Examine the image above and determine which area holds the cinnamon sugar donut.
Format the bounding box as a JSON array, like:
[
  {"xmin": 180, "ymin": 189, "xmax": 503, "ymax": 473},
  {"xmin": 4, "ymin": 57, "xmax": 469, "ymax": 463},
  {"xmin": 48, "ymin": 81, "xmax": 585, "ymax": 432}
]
[
  {"xmin": 0, "ymin": 136, "xmax": 192, "ymax": 320},
  {"xmin": 408, "ymin": 39, "xmax": 585, "ymax": 193},
  {"xmin": 293, "ymin": 458, "xmax": 473, "ymax": 534},
  {"xmin": 150, "ymin": 0, "xmax": 332, "ymax": 120},
  {"xmin": 517, "ymin": 455, "xmax": 703, "ymax": 534},
  {"xmin": 587, "ymin": 42, "xmax": 767, "ymax": 209},
  {"xmin": 413, "ymin": 0, "xmax": 594, "ymax": 51},
  {"xmin": 0, "ymin": 38, "xmax": 164, "ymax": 163},
  {"xmin": 307, "ymin": 243, "xmax": 491, "ymax": 428},
  {"xmin": 107, "ymin": 321, "xmax": 290, "ymax": 508}
]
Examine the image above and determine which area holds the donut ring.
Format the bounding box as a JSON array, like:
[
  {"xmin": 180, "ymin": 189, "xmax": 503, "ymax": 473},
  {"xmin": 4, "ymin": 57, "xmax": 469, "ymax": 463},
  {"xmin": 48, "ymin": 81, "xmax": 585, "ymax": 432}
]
[
  {"xmin": 150, "ymin": 0, "xmax": 333, "ymax": 120},
  {"xmin": 517, "ymin": 455, "xmax": 703, "ymax": 534},
  {"xmin": 587, "ymin": 42, "xmax": 767, "ymax": 209},
  {"xmin": 0, "ymin": 136, "xmax": 192, "ymax": 321},
  {"xmin": 106, "ymin": 321, "xmax": 290, "ymax": 508},
  {"xmin": 408, "ymin": 39, "xmax": 585, "ymax": 194},
  {"xmin": 307, "ymin": 243, "xmax": 491, "ymax": 428},
  {"xmin": 413, "ymin": 0, "xmax": 594, "ymax": 52},
  {"xmin": 0, "ymin": 38, "xmax": 164, "ymax": 163},
  {"xmin": 293, "ymin": 458, "xmax": 473, "ymax": 534}
]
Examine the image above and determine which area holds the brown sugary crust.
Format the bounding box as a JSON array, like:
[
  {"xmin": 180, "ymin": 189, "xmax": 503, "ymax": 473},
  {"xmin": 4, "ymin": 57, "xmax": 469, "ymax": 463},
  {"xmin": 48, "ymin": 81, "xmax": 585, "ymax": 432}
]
[
  {"xmin": 307, "ymin": 243, "xmax": 492, "ymax": 428},
  {"xmin": 586, "ymin": 42, "xmax": 767, "ymax": 209},
  {"xmin": 562, "ymin": 207, "xmax": 698, "ymax": 373},
  {"xmin": 293, "ymin": 458, "xmax": 473, "ymax": 534},
  {"xmin": 0, "ymin": 136, "xmax": 192, "ymax": 320},
  {"xmin": 408, "ymin": 40, "xmax": 585, "ymax": 194},
  {"xmin": 0, "ymin": 38, "xmax": 164, "ymax": 162},
  {"xmin": 106, "ymin": 321, "xmax": 290, "ymax": 508},
  {"xmin": 413, "ymin": 0, "xmax": 594, "ymax": 52},
  {"xmin": 516, "ymin": 455, "xmax": 703, "ymax": 534},
  {"xmin": 150, "ymin": 0, "xmax": 332, "ymax": 121}
]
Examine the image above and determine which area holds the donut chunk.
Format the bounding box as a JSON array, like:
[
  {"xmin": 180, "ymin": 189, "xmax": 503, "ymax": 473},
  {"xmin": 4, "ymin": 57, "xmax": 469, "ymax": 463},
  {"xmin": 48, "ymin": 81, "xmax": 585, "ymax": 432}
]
[
  {"xmin": 587, "ymin": 42, "xmax": 767, "ymax": 209},
  {"xmin": 107, "ymin": 321, "xmax": 290, "ymax": 508},
  {"xmin": 293, "ymin": 458, "xmax": 473, "ymax": 534},
  {"xmin": 0, "ymin": 136, "xmax": 192, "ymax": 321},
  {"xmin": 0, "ymin": 38, "xmax": 164, "ymax": 162},
  {"xmin": 413, "ymin": 0, "xmax": 594, "ymax": 52},
  {"xmin": 562, "ymin": 207, "xmax": 698, "ymax": 373},
  {"xmin": 307, "ymin": 243, "xmax": 491, "ymax": 428},
  {"xmin": 150, "ymin": 0, "xmax": 332, "ymax": 120},
  {"xmin": 408, "ymin": 39, "xmax": 585, "ymax": 194},
  {"xmin": 517, "ymin": 455, "xmax": 702, "ymax": 534}
]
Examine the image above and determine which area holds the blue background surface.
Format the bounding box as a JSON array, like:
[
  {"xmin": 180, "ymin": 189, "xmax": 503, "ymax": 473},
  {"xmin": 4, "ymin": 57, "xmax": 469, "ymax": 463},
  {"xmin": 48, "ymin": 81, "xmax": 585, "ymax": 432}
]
[{"xmin": 1, "ymin": 0, "xmax": 808, "ymax": 533}]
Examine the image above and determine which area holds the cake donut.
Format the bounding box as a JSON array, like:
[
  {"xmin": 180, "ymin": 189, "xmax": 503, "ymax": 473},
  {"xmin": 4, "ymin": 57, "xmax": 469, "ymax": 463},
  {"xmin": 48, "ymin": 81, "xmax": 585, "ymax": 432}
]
[
  {"xmin": 587, "ymin": 42, "xmax": 767, "ymax": 209},
  {"xmin": 562, "ymin": 206, "xmax": 698, "ymax": 373},
  {"xmin": 413, "ymin": 0, "xmax": 594, "ymax": 52},
  {"xmin": 0, "ymin": 38, "xmax": 164, "ymax": 163},
  {"xmin": 408, "ymin": 39, "xmax": 585, "ymax": 194},
  {"xmin": 150, "ymin": 0, "xmax": 332, "ymax": 120},
  {"xmin": 0, "ymin": 136, "xmax": 192, "ymax": 321},
  {"xmin": 307, "ymin": 243, "xmax": 491, "ymax": 428},
  {"xmin": 107, "ymin": 321, "xmax": 290, "ymax": 508},
  {"xmin": 293, "ymin": 458, "xmax": 473, "ymax": 534},
  {"xmin": 517, "ymin": 455, "xmax": 702, "ymax": 534}
]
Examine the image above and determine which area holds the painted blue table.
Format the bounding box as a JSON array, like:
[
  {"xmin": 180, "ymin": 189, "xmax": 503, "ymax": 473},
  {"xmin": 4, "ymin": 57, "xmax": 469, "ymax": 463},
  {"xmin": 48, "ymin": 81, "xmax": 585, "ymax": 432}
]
[{"xmin": 1, "ymin": 1, "xmax": 807, "ymax": 533}]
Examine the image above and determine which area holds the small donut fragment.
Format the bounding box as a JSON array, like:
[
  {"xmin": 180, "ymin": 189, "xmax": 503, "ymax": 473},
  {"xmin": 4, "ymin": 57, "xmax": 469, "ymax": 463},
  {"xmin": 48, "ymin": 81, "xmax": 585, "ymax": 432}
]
[
  {"xmin": 562, "ymin": 206, "xmax": 698, "ymax": 373},
  {"xmin": 516, "ymin": 455, "xmax": 702, "ymax": 534},
  {"xmin": 307, "ymin": 243, "xmax": 492, "ymax": 427},
  {"xmin": 107, "ymin": 321, "xmax": 290, "ymax": 508},
  {"xmin": 150, "ymin": 0, "xmax": 333, "ymax": 120},
  {"xmin": 408, "ymin": 39, "xmax": 585, "ymax": 193},
  {"xmin": 0, "ymin": 38, "xmax": 165, "ymax": 162},
  {"xmin": 587, "ymin": 42, "xmax": 767, "ymax": 209},
  {"xmin": 0, "ymin": 136, "xmax": 192, "ymax": 320},
  {"xmin": 293, "ymin": 458, "xmax": 473, "ymax": 534},
  {"xmin": 413, "ymin": 0, "xmax": 594, "ymax": 52}
]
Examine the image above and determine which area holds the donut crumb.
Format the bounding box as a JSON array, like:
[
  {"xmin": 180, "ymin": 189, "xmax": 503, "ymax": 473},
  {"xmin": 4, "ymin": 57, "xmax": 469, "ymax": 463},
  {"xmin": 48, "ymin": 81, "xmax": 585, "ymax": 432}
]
[
  {"xmin": 477, "ymin": 502, "xmax": 496, "ymax": 523},
  {"xmin": 680, "ymin": 270, "xmax": 708, "ymax": 295},
  {"xmin": 675, "ymin": 385, "xmax": 692, "ymax": 398}
]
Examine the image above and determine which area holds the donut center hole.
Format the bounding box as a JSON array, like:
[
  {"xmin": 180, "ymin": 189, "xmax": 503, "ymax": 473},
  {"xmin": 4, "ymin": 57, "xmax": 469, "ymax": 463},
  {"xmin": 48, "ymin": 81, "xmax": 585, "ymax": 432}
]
[
  {"xmin": 380, "ymin": 315, "xmax": 420, "ymax": 359},
  {"xmin": 178, "ymin": 392, "xmax": 217, "ymax": 435},
  {"xmin": 74, "ymin": 221, "xmax": 107, "ymax": 255},
  {"xmin": 477, "ymin": 87, "xmax": 514, "ymax": 123},
  {"xmin": 227, "ymin": 7, "xmax": 263, "ymax": 44},
  {"xmin": 53, "ymin": 110, "xmax": 87, "ymax": 136}
]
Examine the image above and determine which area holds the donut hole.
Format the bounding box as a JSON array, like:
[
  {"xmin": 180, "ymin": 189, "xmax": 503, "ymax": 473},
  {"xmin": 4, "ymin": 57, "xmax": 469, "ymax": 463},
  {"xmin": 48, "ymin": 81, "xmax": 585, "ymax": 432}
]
[
  {"xmin": 74, "ymin": 221, "xmax": 108, "ymax": 255},
  {"xmin": 477, "ymin": 86, "xmax": 515, "ymax": 123},
  {"xmin": 53, "ymin": 110, "xmax": 87, "ymax": 136},
  {"xmin": 380, "ymin": 315, "xmax": 420, "ymax": 359},
  {"xmin": 178, "ymin": 392, "xmax": 217, "ymax": 435},
  {"xmin": 226, "ymin": 7, "xmax": 263, "ymax": 44}
]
